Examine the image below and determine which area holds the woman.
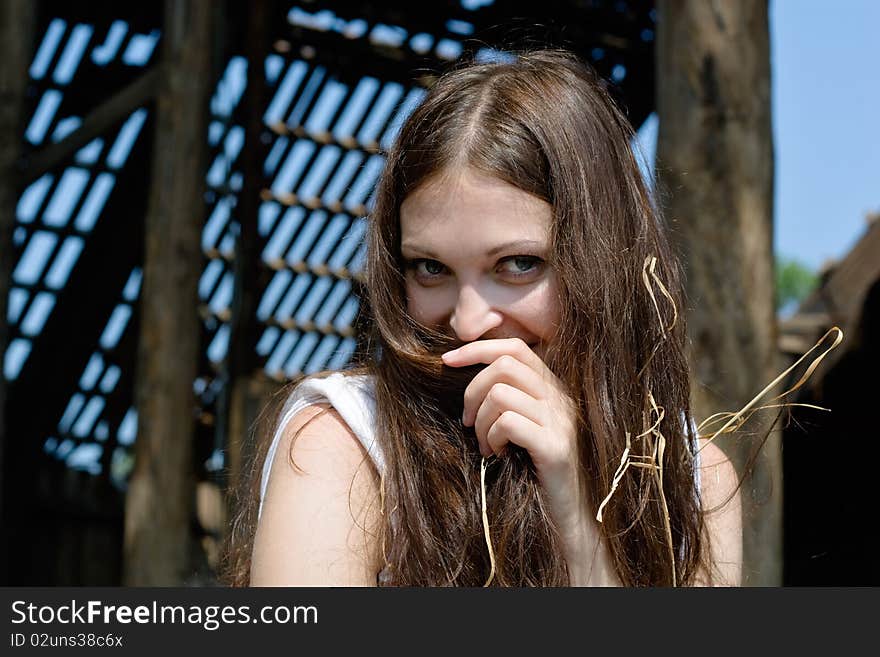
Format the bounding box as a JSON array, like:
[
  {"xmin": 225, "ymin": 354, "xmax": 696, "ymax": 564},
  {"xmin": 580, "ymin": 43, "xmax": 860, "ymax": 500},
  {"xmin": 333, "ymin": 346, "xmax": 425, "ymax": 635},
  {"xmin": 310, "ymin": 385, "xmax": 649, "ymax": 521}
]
[{"xmin": 222, "ymin": 49, "xmax": 742, "ymax": 587}]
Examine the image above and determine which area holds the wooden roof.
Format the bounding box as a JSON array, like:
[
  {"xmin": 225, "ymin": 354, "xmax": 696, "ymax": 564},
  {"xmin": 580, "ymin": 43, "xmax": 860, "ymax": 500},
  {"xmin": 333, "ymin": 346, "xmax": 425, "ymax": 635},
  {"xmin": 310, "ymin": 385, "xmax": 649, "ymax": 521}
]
[
  {"xmin": 778, "ymin": 213, "xmax": 880, "ymax": 380},
  {"xmin": 6, "ymin": 1, "xmax": 658, "ymax": 487}
]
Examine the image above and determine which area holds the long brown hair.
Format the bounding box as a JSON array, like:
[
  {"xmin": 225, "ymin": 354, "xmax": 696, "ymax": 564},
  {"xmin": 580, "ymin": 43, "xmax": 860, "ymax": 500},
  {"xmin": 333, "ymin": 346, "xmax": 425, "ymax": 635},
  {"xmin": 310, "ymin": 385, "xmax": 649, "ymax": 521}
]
[{"xmin": 222, "ymin": 49, "xmax": 709, "ymax": 586}]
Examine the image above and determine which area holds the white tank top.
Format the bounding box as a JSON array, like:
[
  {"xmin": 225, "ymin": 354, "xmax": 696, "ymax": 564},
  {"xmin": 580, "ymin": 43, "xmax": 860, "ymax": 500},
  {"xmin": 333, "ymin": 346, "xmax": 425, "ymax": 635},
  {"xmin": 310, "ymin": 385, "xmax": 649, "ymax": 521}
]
[{"xmin": 258, "ymin": 372, "xmax": 383, "ymax": 521}]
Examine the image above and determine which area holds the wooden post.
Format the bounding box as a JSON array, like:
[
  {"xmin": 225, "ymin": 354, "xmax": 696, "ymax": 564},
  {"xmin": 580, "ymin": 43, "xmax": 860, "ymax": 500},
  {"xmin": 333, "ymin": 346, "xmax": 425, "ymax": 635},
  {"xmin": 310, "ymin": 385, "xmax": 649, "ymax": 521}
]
[
  {"xmin": 123, "ymin": 0, "xmax": 213, "ymax": 585},
  {"xmin": 656, "ymin": 0, "xmax": 779, "ymax": 584},
  {"xmin": 0, "ymin": 0, "xmax": 35, "ymax": 583},
  {"xmin": 222, "ymin": 0, "xmax": 271, "ymax": 500}
]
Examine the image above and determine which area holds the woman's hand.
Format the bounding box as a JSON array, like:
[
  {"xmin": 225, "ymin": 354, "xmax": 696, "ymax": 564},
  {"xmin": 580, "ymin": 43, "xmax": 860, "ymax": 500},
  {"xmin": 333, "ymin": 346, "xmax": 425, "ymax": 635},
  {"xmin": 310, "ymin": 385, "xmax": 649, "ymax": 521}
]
[{"xmin": 442, "ymin": 338, "xmax": 618, "ymax": 584}]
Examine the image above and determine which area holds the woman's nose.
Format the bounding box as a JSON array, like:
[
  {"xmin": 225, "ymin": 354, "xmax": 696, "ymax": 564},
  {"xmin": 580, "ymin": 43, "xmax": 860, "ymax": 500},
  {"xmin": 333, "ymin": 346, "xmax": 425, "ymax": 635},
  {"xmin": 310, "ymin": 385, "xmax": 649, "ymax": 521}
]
[{"xmin": 448, "ymin": 285, "xmax": 503, "ymax": 342}]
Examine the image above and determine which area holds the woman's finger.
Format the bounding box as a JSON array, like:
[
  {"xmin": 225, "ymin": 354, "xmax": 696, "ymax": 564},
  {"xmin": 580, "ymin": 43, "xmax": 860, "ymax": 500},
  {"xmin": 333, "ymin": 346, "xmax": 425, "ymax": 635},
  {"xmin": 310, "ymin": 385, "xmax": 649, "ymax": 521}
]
[
  {"xmin": 473, "ymin": 383, "xmax": 544, "ymax": 456},
  {"xmin": 463, "ymin": 354, "xmax": 550, "ymax": 425},
  {"xmin": 442, "ymin": 337, "xmax": 546, "ymax": 372},
  {"xmin": 485, "ymin": 410, "xmax": 544, "ymax": 457}
]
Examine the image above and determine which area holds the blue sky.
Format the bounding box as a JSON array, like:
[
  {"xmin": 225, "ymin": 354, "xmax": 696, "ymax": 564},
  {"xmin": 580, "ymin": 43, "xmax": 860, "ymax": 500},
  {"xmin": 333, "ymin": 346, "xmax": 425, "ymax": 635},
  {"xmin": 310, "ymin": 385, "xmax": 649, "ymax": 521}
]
[
  {"xmin": 771, "ymin": 0, "xmax": 880, "ymax": 270},
  {"xmin": 636, "ymin": 0, "xmax": 879, "ymax": 272}
]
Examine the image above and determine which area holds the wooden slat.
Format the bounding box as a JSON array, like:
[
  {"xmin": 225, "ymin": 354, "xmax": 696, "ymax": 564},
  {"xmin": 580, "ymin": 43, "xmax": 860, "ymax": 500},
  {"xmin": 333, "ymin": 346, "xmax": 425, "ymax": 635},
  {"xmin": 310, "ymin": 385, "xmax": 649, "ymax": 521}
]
[{"xmin": 19, "ymin": 68, "xmax": 160, "ymax": 187}]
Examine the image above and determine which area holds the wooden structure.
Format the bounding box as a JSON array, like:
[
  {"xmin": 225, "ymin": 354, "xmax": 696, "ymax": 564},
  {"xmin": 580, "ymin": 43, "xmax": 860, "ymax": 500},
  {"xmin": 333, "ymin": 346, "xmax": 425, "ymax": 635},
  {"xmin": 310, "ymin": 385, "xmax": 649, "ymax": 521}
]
[
  {"xmin": 1, "ymin": 0, "xmax": 660, "ymax": 585},
  {"xmin": 122, "ymin": 0, "xmax": 212, "ymax": 586},
  {"xmin": 656, "ymin": 0, "xmax": 778, "ymax": 585},
  {"xmin": 779, "ymin": 214, "xmax": 880, "ymax": 584}
]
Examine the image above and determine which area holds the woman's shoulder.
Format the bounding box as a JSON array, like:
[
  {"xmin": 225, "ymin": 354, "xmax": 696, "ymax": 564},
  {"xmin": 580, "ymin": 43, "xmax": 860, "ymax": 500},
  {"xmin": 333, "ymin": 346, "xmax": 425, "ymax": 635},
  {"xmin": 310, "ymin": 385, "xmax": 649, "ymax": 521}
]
[
  {"xmin": 251, "ymin": 401, "xmax": 383, "ymax": 585},
  {"xmin": 282, "ymin": 369, "xmax": 382, "ymax": 462},
  {"xmin": 259, "ymin": 370, "xmax": 382, "ymax": 515},
  {"xmin": 694, "ymin": 438, "xmax": 742, "ymax": 586},
  {"xmin": 695, "ymin": 438, "xmax": 739, "ymax": 502},
  {"xmin": 274, "ymin": 400, "xmax": 377, "ymax": 477}
]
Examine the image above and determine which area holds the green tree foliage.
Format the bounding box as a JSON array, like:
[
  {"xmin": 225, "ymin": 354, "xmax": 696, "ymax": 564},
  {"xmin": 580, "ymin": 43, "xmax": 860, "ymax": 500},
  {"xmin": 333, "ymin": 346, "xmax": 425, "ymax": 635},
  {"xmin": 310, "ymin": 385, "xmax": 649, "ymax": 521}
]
[{"xmin": 775, "ymin": 256, "xmax": 818, "ymax": 311}]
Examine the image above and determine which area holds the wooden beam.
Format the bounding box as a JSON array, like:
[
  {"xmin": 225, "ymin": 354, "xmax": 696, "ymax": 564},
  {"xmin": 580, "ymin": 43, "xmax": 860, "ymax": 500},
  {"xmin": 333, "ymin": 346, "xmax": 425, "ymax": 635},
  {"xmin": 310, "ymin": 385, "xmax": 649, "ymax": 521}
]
[
  {"xmin": 123, "ymin": 0, "xmax": 213, "ymax": 586},
  {"xmin": 0, "ymin": 0, "xmax": 35, "ymax": 584},
  {"xmin": 223, "ymin": 0, "xmax": 272, "ymax": 500},
  {"xmin": 656, "ymin": 1, "xmax": 778, "ymax": 584},
  {"xmin": 18, "ymin": 68, "xmax": 160, "ymax": 188}
]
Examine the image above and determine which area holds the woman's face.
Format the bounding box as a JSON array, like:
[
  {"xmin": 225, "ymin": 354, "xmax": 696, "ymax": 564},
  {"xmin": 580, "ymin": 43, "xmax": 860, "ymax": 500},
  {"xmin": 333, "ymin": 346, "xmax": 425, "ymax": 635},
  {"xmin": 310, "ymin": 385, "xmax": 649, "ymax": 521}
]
[{"xmin": 399, "ymin": 168, "xmax": 560, "ymax": 358}]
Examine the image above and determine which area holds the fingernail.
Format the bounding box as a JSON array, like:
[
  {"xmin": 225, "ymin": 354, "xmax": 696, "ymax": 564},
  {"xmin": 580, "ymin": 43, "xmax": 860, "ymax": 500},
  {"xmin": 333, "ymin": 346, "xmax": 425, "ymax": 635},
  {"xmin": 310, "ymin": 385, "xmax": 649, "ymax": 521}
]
[{"xmin": 441, "ymin": 349, "xmax": 458, "ymax": 361}]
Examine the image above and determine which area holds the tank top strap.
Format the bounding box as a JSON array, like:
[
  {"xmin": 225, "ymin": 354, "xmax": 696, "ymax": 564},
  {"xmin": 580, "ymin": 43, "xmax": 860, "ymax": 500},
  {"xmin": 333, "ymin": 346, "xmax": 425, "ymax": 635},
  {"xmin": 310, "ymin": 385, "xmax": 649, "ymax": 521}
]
[{"xmin": 258, "ymin": 372, "xmax": 382, "ymax": 521}]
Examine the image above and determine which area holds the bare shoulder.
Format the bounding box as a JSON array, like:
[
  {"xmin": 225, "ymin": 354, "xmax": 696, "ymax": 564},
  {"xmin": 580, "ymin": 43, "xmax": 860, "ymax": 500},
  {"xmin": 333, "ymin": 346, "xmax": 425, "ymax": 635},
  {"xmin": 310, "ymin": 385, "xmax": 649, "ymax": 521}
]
[
  {"xmin": 267, "ymin": 403, "xmax": 377, "ymax": 480},
  {"xmin": 697, "ymin": 439, "xmax": 739, "ymax": 505},
  {"xmin": 250, "ymin": 404, "xmax": 383, "ymax": 586},
  {"xmin": 693, "ymin": 438, "xmax": 743, "ymax": 586}
]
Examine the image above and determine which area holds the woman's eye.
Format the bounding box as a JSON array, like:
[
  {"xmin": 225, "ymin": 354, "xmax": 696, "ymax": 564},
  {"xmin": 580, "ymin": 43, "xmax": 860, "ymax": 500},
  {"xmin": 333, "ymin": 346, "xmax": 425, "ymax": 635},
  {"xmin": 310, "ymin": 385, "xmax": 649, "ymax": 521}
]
[
  {"xmin": 497, "ymin": 256, "xmax": 544, "ymax": 278},
  {"xmin": 408, "ymin": 259, "xmax": 447, "ymax": 278}
]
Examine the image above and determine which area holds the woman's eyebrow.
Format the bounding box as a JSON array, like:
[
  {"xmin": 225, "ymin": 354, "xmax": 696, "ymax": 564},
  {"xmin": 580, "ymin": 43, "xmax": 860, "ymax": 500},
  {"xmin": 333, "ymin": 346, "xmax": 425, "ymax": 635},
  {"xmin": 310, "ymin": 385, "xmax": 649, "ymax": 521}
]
[{"xmin": 400, "ymin": 239, "xmax": 547, "ymax": 258}]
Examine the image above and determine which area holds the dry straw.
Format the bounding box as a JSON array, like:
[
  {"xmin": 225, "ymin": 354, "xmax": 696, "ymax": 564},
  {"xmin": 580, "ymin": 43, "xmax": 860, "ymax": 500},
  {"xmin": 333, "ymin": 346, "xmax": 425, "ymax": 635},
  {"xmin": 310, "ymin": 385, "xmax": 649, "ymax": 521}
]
[
  {"xmin": 593, "ymin": 255, "xmax": 843, "ymax": 586},
  {"xmin": 480, "ymin": 456, "xmax": 496, "ymax": 586}
]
